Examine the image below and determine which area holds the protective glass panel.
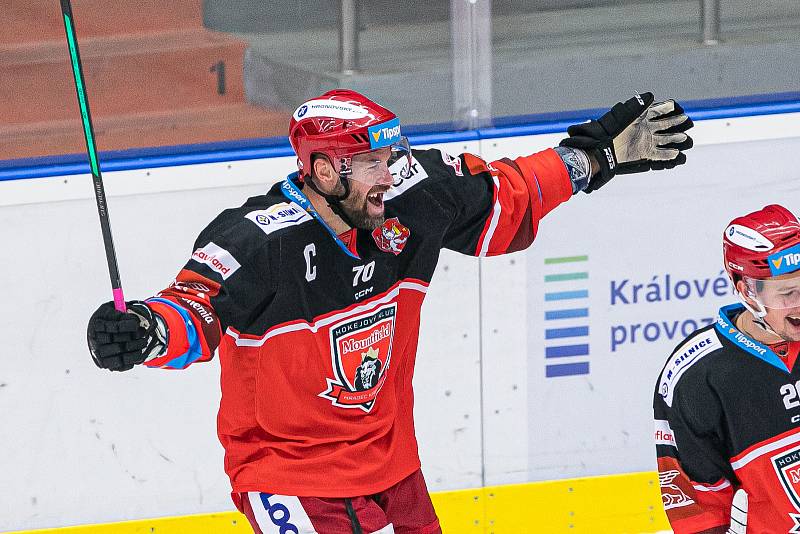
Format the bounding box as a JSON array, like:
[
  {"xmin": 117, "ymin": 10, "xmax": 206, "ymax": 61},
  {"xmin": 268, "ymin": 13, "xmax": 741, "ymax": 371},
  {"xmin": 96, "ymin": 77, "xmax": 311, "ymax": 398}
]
[
  {"xmin": 746, "ymin": 273, "xmax": 800, "ymax": 310},
  {"xmin": 348, "ymin": 137, "xmax": 411, "ymax": 185},
  {"xmin": 488, "ymin": 0, "xmax": 800, "ymax": 124}
]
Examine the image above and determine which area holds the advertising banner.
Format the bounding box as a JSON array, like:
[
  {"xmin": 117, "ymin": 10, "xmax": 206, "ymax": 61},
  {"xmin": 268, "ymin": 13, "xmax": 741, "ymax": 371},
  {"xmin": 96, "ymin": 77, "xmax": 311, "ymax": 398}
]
[{"xmin": 481, "ymin": 136, "xmax": 800, "ymax": 483}]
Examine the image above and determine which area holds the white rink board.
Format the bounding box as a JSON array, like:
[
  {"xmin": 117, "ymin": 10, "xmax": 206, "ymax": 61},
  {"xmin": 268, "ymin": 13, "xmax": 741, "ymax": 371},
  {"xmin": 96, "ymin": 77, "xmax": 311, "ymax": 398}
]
[
  {"xmin": 2, "ymin": 112, "xmax": 800, "ymax": 530},
  {"xmin": 480, "ymin": 129, "xmax": 800, "ymax": 485},
  {"xmin": 0, "ymin": 141, "xmax": 481, "ymax": 531}
]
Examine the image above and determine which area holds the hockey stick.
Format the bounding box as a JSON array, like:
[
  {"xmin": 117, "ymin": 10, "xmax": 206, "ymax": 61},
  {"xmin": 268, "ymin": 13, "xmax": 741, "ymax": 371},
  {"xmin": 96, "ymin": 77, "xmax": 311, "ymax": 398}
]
[{"xmin": 59, "ymin": 0, "xmax": 126, "ymax": 312}]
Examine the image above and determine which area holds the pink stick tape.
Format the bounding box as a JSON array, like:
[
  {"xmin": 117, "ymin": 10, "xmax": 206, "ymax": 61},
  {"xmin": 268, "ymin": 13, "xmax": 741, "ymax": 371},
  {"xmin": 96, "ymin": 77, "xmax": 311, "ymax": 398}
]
[{"xmin": 113, "ymin": 288, "xmax": 127, "ymax": 312}]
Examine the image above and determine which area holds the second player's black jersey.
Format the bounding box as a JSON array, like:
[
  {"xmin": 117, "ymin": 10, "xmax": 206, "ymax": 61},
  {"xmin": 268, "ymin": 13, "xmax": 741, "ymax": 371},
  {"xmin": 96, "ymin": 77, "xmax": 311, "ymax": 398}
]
[{"xmin": 654, "ymin": 303, "xmax": 800, "ymax": 533}]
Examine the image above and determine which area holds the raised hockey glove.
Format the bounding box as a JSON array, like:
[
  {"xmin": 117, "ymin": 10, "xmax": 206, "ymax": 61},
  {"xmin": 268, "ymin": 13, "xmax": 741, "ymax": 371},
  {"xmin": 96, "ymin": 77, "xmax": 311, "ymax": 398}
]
[
  {"xmin": 560, "ymin": 92, "xmax": 693, "ymax": 193},
  {"xmin": 87, "ymin": 301, "xmax": 167, "ymax": 372}
]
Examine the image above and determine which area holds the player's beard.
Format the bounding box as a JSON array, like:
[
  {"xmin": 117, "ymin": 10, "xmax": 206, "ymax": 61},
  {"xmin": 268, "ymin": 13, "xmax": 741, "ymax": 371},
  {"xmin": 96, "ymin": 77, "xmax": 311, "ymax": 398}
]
[{"xmin": 339, "ymin": 184, "xmax": 389, "ymax": 231}]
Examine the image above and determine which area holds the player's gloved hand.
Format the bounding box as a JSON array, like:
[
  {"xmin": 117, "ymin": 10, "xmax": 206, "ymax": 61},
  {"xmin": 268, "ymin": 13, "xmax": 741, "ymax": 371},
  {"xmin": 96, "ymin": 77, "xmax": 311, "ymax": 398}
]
[
  {"xmin": 87, "ymin": 301, "xmax": 167, "ymax": 372},
  {"xmin": 560, "ymin": 92, "xmax": 693, "ymax": 193}
]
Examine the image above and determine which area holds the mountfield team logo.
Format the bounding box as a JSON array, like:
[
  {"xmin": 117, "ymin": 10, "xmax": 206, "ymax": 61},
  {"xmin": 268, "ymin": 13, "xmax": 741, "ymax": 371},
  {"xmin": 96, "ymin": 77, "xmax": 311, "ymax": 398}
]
[
  {"xmin": 321, "ymin": 304, "xmax": 397, "ymax": 412},
  {"xmin": 542, "ymin": 255, "xmax": 590, "ymax": 378},
  {"xmin": 772, "ymin": 446, "xmax": 800, "ymax": 530}
]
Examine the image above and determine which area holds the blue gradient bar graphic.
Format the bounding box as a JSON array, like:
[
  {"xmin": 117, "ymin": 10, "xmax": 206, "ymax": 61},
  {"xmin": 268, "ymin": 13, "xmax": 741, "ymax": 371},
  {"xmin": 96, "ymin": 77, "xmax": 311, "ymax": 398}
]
[
  {"xmin": 545, "ymin": 326, "xmax": 589, "ymax": 339},
  {"xmin": 544, "ymin": 290, "xmax": 588, "ymax": 301},
  {"xmin": 544, "ymin": 308, "xmax": 589, "ymax": 320},
  {"xmin": 546, "ymin": 344, "xmax": 590, "ymax": 358},
  {"xmin": 546, "ymin": 362, "xmax": 590, "ymax": 377}
]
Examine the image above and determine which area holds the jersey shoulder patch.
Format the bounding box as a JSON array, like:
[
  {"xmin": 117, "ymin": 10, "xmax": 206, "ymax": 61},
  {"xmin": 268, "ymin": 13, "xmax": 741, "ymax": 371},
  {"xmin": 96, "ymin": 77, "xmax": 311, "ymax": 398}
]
[
  {"xmin": 245, "ymin": 201, "xmax": 312, "ymax": 237},
  {"xmin": 385, "ymin": 153, "xmax": 429, "ymax": 201},
  {"xmin": 191, "ymin": 241, "xmax": 242, "ymax": 280},
  {"xmin": 658, "ymin": 328, "xmax": 723, "ymax": 407}
]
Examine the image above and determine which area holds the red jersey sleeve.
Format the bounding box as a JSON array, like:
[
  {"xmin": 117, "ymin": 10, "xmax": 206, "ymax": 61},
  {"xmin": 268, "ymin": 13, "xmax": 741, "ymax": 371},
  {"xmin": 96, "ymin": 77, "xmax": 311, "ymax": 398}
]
[
  {"xmin": 426, "ymin": 148, "xmax": 573, "ymax": 257},
  {"xmin": 143, "ymin": 215, "xmax": 277, "ymax": 370}
]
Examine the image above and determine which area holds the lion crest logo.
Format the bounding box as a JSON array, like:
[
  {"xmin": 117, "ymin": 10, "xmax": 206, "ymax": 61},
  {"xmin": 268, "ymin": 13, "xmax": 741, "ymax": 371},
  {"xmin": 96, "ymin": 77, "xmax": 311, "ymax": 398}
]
[
  {"xmin": 320, "ymin": 304, "xmax": 396, "ymax": 412},
  {"xmin": 372, "ymin": 217, "xmax": 410, "ymax": 255}
]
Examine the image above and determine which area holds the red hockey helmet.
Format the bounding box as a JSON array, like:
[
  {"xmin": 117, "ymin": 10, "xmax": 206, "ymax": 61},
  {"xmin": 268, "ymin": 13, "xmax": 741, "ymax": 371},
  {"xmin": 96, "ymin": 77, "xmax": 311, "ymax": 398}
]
[
  {"xmin": 288, "ymin": 89, "xmax": 410, "ymax": 184},
  {"xmin": 723, "ymin": 204, "xmax": 800, "ymax": 311}
]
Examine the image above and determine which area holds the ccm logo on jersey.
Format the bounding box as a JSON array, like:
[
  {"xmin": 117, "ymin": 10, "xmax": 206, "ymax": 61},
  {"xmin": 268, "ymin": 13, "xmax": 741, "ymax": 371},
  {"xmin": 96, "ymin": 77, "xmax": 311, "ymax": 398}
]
[
  {"xmin": 191, "ymin": 242, "xmax": 241, "ymax": 280},
  {"xmin": 246, "ymin": 203, "xmax": 312, "ymax": 236},
  {"xmin": 659, "ymin": 330, "xmax": 722, "ymax": 407}
]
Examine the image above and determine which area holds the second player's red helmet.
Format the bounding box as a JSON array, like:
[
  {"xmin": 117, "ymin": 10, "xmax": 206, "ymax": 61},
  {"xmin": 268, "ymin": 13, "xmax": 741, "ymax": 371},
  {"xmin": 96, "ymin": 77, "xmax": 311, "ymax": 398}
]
[
  {"xmin": 288, "ymin": 89, "xmax": 410, "ymax": 181},
  {"xmin": 723, "ymin": 204, "xmax": 800, "ymax": 284}
]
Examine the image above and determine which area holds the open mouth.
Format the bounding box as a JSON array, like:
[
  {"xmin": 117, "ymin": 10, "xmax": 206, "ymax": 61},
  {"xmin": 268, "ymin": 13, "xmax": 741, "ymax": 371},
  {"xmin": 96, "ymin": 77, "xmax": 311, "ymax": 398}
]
[
  {"xmin": 367, "ymin": 190, "xmax": 386, "ymax": 208},
  {"xmin": 788, "ymin": 315, "xmax": 800, "ymax": 327}
]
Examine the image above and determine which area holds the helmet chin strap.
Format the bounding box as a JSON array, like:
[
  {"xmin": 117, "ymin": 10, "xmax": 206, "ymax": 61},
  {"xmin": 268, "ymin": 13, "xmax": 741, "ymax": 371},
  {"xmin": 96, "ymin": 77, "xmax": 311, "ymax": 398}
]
[
  {"xmin": 304, "ymin": 172, "xmax": 358, "ymax": 230},
  {"xmin": 737, "ymin": 290, "xmax": 781, "ymax": 337}
]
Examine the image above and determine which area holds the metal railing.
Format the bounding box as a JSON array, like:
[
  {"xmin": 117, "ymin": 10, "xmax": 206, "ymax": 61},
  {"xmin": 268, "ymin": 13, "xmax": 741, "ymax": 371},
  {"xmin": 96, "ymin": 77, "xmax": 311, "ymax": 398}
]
[
  {"xmin": 339, "ymin": 0, "xmax": 359, "ymax": 74},
  {"xmin": 701, "ymin": 0, "xmax": 721, "ymax": 45},
  {"xmin": 336, "ymin": 0, "xmax": 723, "ymax": 122}
]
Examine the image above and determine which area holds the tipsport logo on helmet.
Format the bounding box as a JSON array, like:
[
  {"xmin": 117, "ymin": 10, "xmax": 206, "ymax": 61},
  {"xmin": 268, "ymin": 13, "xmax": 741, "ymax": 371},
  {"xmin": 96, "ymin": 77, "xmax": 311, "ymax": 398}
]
[
  {"xmin": 768, "ymin": 243, "xmax": 800, "ymax": 276},
  {"xmin": 368, "ymin": 117, "xmax": 401, "ymax": 149}
]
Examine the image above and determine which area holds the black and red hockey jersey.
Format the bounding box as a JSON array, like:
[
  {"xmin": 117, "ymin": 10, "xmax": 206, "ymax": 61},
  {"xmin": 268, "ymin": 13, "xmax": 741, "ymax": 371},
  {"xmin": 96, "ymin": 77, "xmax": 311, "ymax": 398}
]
[
  {"xmin": 144, "ymin": 147, "xmax": 573, "ymax": 497},
  {"xmin": 655, "ymin": 303, "xmax": 800, "ymax": 533}
]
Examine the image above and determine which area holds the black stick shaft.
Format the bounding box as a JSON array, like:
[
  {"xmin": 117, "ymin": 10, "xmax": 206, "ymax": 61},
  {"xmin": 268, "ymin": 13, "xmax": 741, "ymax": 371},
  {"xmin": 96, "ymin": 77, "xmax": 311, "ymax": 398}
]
[{"xmin": 59, "ymin": 0, "xmax": 126, "ymax": 311}]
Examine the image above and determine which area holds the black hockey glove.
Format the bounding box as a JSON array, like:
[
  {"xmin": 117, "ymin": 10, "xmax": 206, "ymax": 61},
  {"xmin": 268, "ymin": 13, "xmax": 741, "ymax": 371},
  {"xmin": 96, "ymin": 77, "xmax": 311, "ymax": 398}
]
[
  {"xmin": 560, "ymin": 92, "xmax": 693, "ymax": 193},
  {"xmin": 87, "ymin": 301, "xmax": 167, "ymax": 372}
]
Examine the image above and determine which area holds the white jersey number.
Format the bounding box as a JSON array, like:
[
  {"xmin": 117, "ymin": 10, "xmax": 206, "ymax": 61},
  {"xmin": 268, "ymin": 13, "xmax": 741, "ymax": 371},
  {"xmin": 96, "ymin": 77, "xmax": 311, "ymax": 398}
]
[
  {"xmin": 780, "ymin": 380, "xmax": 800, "ymax": 410},
  {"xmin": 352, "ymin": 261, "xmax": 375, "ymax": 287}
]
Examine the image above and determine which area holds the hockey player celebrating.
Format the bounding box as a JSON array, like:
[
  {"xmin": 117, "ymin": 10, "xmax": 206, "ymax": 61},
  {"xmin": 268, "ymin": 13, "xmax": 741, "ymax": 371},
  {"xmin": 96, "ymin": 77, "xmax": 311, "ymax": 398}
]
[
  {"xmin": 655, "ymin": 205, "xmax": 800, "ymax": 534},
  {"xmin": 87, "ymin": 89, "xmax": 692, "ymax": 534}
]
